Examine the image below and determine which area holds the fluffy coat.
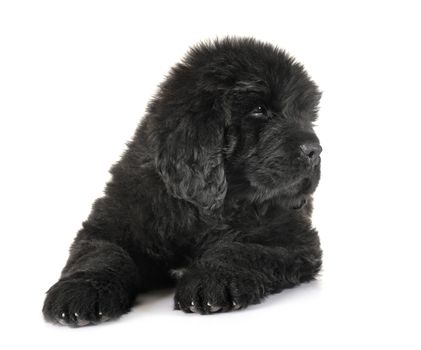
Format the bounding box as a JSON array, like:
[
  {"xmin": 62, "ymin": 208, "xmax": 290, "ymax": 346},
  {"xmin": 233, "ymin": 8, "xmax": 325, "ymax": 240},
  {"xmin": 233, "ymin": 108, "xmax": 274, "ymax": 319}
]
[{"xmin": 43, "ymin": 37, "xmax": 323, "ymax": 326}]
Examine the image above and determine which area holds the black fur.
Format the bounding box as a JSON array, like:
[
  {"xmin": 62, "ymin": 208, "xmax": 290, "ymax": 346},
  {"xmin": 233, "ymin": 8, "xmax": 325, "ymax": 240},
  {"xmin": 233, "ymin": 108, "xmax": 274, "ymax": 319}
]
[{"xmin": 43, "ymin": 37, "xmax": 323, "ymax": 326}]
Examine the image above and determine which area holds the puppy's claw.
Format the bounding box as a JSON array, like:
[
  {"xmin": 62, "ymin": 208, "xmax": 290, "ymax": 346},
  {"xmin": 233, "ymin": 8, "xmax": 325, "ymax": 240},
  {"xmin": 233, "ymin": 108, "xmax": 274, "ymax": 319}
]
[
  {"xmin": 100, "ymin": 315, "xmax": 110, "ymax": 322},
  {"xmin": 76, "ymin": 319, "xmax": 90, "ymax": 327},
  {"xmin": 56, "ymin": 312, "xmax": 68, "ymax": 325},
  {"xmin": 189, "ymin": 301, "xmax": 199, "ymax": 313},
  {"xmin": 232, "ymin": 301, "xmax": 241, "ymax": 310},
  {"xmin": 206, "ymin": 302, "xmax": 222, "ymax": 313},
  {"xmin": 210, "ymin": 306, "xmax": 222, "ymax": 313}
]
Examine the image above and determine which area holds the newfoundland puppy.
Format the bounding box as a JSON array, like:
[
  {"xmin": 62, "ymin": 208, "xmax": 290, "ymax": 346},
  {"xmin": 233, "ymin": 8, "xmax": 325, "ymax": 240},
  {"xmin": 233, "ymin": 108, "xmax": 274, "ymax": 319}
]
[{"xmin": 43, "ymin": 37, "xmax": 323, "ymax": 326}]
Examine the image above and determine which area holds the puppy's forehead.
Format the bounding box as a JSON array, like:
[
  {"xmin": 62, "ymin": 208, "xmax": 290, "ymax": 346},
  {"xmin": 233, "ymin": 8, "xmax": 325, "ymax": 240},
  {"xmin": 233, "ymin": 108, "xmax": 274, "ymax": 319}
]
[{"xmin": 176, "ymin": 38, "xmax": 321, "ymax": 119}]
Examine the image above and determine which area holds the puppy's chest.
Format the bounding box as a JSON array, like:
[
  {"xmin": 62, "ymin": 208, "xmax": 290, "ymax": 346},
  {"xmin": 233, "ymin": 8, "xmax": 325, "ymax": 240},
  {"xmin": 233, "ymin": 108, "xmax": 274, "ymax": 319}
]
[{"xmin": 222, "ymin": 201, "xmax": 271, "ymax": 231}]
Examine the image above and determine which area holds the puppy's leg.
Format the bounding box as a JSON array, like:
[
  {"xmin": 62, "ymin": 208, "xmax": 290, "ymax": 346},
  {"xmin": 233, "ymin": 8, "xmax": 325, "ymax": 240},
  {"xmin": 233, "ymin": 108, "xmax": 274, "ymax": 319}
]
[
  {"xmin": 43, "ymin": 191, "xmax": 176, "ymax": 326},
  {"xmin": 42, "ymin": 238, "xmax": 142, "ymax": 326},
  {"xmin": 174, "ymin": 241, "xmax": 321, "ymax": 314}
]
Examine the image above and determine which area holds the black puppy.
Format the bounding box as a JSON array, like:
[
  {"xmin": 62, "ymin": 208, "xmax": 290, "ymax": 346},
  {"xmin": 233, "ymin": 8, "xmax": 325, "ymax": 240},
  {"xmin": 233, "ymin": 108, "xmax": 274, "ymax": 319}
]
[{"xmin": 43, "ymin": 37, "xmax": 323, "ymax": 326}]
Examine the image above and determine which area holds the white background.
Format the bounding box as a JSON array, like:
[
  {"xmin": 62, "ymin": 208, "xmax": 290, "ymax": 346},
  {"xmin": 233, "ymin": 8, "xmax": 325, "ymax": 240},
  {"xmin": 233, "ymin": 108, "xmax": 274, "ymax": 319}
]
[{"xmin": 1, "ymin": 0, "xmax": 420, "ymax": 349}]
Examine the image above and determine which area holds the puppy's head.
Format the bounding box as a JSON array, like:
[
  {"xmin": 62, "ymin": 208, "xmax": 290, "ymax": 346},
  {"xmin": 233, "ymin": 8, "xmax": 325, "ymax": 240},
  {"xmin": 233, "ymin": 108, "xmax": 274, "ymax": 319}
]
[{"xmin": 152, "ymin": 38, "xmax": 321, "ymax": 214}]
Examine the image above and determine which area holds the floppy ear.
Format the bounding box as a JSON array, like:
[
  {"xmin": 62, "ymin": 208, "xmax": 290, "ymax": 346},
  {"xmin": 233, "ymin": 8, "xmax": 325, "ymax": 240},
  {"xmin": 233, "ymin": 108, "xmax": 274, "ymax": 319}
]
[{"xmin": 155, "ymin": 105, "xmax": 227, "ymax": 215}]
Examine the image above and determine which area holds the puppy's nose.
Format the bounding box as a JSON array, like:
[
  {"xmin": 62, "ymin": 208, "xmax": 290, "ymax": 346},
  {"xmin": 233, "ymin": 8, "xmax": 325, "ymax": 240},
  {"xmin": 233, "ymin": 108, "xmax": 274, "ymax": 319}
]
[{"xmin": 300, "ymin": 142, "xmax": 322, "ymax": 163}]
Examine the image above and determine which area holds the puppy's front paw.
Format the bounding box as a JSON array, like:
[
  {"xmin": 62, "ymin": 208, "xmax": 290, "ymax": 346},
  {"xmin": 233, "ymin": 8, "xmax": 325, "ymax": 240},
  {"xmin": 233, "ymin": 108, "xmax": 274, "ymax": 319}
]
[
  {"xmin": 174, "ymin": 269, "xmax": 266, "ymax": 314},
  {"xmin": 42, "ymin": 276, "xmax": 132, "ymax": 327}
]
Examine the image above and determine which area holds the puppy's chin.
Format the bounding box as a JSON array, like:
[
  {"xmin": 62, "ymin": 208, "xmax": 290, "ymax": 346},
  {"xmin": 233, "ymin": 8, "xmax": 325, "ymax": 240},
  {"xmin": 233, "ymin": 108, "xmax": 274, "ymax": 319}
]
[{"xmin": 247, "ymin": 173, "xmax": 319, "ymax": 209}]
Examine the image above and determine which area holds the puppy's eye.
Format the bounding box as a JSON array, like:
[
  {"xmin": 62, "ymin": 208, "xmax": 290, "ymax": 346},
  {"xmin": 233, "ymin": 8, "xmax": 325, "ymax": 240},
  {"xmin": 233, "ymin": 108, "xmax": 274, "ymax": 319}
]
[{"xmin": 249, "ymin": 105, "xmax": 267, "ymax": 118}]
